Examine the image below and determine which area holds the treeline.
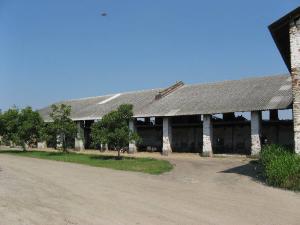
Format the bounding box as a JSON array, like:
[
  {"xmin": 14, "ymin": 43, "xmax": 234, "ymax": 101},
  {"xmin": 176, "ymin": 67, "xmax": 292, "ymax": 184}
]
[
  {"xmin": 0, "ymin": 104, "xmax": 139, "ymax": 157},
  {"xmin": 0, "ymin": 104, "xmax": 76, "ymax": 151}
]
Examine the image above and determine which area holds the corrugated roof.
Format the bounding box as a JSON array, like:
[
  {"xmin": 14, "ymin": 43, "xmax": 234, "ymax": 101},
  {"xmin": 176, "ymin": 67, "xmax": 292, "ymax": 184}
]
[
  {"xmin": 134, "ymin": 75, "xmax": 292, "ymax": 117},
  {"xmin": 38, "ymin": 75, "xmax": 292, "ymax": 121},
  {"xmin": 38, "ymin": 89, "xmax": 161, "ymax": 121}
]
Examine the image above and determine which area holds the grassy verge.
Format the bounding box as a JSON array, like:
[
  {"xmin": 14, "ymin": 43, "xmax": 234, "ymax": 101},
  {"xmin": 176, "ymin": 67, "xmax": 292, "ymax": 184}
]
[
  {"xmin": 260, "ymin": 145, "xmax": 300, "ymax": 191},
  {"xmin": 0, "ymin": 150, "xmax": 173, "ymax": 175}
]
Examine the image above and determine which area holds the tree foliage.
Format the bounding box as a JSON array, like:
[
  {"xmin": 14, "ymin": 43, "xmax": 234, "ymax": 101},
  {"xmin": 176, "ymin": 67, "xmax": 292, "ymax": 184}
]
[
  {"xmin": 91, "ymin": 104, "xmax": 140, "ymax": 158},
  {"xmin": 0, "ymin": 107, "xmax": 19, "ymax": 146},
  {"xmin": 47, "ymin": 104, "xmax": 76, "ymax": 152},
  {"xmin": 0, "ymin": 110, "xmax": 4, "ymax": 138},
  {"xmin": 17, "ymin": 107, "xmax": 44, "ymax": 150},
  {"xmin": 0, "ymin": 107, "xmax": 43, "ymax": 150}
]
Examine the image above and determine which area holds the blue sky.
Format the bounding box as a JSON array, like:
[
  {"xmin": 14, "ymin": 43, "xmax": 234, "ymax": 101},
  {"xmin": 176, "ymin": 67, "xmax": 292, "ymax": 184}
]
[{"xmin": 0, "ymin": 0, "xmax": 299, "ymax": 111}]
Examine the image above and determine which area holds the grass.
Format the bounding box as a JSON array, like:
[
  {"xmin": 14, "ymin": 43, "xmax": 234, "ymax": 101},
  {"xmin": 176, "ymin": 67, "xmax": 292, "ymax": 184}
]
[
  {"xmin": 0, "ymin": 150, "xmax": 173, "ymax": 175},
  {"xmin": 260, "ymin": 145, "xmax": 300, "ymax": 191}
]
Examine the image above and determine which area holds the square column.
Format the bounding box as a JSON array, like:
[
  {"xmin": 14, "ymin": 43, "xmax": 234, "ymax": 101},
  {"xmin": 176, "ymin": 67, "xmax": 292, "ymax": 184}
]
[
  {"xmin": 270, "ymin": 109, "xmax": 279, "ymax": 121},
  {"xmin": 162, "ymin": 117, "xmax": 172, "ymax": 155},
  {"xmin": 202, "ymin": 114, "xmax": 213, "ymax": 157},
  {"xmin": 75, "ymin": 121, "xmax": 85, "ymax": 151},
  {"xmin": 128, "ymin": 119, "xmax": 137, "ymax": 154},
  {"xmin": 251, "ymin": 111, "xmax": 262, "ymax": 156},
  {"xmin": 290, "ymin": 20, "xmax": 300, "ymax": 154},
  {"xmin": 100, "ymin": 143, "xmax": 108, "ymax": 151},
  {"xmin": 37, "ymin": 141, "xmax": 47, "ymax": 149},
  {"xmin": 56, "ymin": 135, "xmax": 62, "ymax": 149}
]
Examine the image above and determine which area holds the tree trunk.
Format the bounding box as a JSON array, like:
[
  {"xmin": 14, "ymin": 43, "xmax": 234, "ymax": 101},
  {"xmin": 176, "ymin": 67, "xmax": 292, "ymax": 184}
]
[
  {"xmin": 117, "ymin": 148, "xmax": 121, "ymax": 159},
  {"xmin": 62, "ymin": 134, "xmax": 68, "ymax": 153}
]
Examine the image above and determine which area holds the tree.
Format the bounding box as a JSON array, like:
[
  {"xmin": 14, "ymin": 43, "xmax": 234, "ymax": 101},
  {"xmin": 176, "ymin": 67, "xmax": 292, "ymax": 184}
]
[
  {"xmin": 0, "ymin": 107, "xmax": 20, "ymax": 147},
  {"xmin": 17, "ymin": 107, "xmax": 44, "ymax": 150},
  {"xmin": 48, "ymin": 104, "xmax": 76, "ymax": 152},
  {"xmin": 39, "ymin": 122, "xmax": 56, "ymax": 147},
  {"xmin": 91, "ymin": 104, "xmax": 140, "ymax": 158},
  {"xmin": 0, "ymin": 107, "xmax": 43, "ymax": 150},
  {"xmin": 0, "ymin": 110, "xmax": 4, "ymax": 145}
]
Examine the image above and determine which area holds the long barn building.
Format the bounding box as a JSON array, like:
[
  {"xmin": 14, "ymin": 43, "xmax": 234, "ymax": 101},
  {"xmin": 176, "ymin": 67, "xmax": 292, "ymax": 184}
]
[{"xmin": 39, "ymin": 7, "xmax": 300, "ymax": 156}]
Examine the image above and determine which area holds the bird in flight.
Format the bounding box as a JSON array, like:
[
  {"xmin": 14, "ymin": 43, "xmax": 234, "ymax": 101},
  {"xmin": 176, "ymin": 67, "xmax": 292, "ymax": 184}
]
[{"xmin": 100, "ymin": 11, "xmax": 107, "ymax": 16}]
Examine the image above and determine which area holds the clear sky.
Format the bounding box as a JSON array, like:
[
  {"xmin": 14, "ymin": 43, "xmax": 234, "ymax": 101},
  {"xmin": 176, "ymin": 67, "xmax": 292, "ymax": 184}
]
[{"xmin": 0, "ymin": 0, "xmax": 299, "ymax": 111}]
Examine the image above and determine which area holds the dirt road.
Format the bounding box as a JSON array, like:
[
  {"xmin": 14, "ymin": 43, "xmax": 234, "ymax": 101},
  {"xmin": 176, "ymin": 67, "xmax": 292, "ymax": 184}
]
[{"xmin": 0, "ymin": 154, "xmax": 299, "ymax": 225}]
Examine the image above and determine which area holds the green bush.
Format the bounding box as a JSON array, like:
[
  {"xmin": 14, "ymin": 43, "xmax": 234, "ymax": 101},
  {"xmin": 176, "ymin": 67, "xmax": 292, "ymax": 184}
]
[
  {"xmin": 260, "ymin": 145, "xmax": 300, "ymax": 191},
  {"xmin": 260, "ymin": 145, "xmax": 291, "ymax": 166}
]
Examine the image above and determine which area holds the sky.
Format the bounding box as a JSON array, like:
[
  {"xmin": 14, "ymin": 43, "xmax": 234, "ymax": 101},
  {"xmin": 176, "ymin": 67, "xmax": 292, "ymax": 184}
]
[{"xmin": 0, "ymin": 0, "xmax": 299, "ymax": 111}]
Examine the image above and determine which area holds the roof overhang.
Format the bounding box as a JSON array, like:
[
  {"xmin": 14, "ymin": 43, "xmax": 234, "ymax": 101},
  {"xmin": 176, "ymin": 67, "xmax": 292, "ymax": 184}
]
[{"xmin": 269, "ymin": 7, "xmax": 300, "ymax": 72}]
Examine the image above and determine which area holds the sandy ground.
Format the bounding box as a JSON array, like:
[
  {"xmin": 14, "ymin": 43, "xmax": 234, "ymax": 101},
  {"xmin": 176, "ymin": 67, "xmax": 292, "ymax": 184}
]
[{"xmin": 0, "ymin": 154, "xmax": 299, "ymax": 225}]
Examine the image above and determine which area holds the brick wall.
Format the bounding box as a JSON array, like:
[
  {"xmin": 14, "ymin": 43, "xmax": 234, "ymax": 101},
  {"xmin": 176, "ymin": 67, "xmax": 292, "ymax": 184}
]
[{"xmin": 290, "ymin": 20, "xmax": 300, "ymax": 154}]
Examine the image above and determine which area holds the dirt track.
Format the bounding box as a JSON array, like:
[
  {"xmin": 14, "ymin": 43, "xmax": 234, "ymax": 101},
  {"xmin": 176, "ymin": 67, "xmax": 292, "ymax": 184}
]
[{"xmin": 0, "ymin": 154, "xmax": 299, "ymax": 225}]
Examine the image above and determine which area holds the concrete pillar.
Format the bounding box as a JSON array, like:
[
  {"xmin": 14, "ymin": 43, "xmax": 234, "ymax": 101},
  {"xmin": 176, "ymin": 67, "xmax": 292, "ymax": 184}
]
[
  {"xmin": 290, "ymin": 19, "xmax": 300, "ymax": 154},
  {"xmin": 37, "ymin": 141, "xmax": 47, "ymax": 149},
  {"xmin": 202, "ymin": 114, "xmax": 213, "ymax": 157},
  {"xmin": 101, "ymin": 143, "xmax": 108, "ymax": 151},
  {"xmin": 128, "ymin": 119, "xmax": 137, "ymax": 154},
  {"xmin": 9, "ymin": 141, "xmax": 15, "ymax": 148},
  {"xmin": 162, "ymin": 117, "xmax": 172, "ymax": 155},
  {"xmin": 251, "ymin": 111, "xmax": 262, "ymax": 156},
  {"xmin": 223, "ymin": 112, "xmax": 235, "ymax": 121},
  {"xmin": 75, "ymin": 121, "xmax": 85, "ymax": 151},
  {"xmin": 56, "ymin": 135, "xmax": 62, "ymax": 149},
  {"xmin": 270, "ymin": 109, "xmax": 279, "ymax": 121}
]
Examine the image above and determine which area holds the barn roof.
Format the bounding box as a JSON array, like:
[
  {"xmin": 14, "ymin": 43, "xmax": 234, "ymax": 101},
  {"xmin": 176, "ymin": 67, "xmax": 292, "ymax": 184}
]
[
  {"xmin": 38, "ymin": 88, "xmax": 161, "ymax": 121},
  {"xmin": 134, "ymin": 75, "xmax": 292, "ymax": 117},
  {"xmin": 38, "ymin": 74, "xmax": 292, "ymax": 121}
]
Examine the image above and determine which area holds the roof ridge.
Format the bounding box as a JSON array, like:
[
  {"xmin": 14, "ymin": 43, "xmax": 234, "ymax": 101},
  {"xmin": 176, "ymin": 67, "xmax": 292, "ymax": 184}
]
[
  {"xmin": 66, "ymin": 88, "xmax": 161, "ymax": 102},
  {"xmin": 182, "ymin": 73, "xmax": 290, "ymax": 88},
  {"xmin": 69, "ymin": 74, "xmax": 289, "ymax": 102}
]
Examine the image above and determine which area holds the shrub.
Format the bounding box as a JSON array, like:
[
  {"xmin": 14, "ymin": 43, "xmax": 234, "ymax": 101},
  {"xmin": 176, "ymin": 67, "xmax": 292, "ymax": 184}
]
[
  {"xmin": 260, "ymin": 145, "xmax": 300, "ymax": 191},
  {"xmin": 260, "ymin": 145, "xmax": 291, "ymax": 167}
]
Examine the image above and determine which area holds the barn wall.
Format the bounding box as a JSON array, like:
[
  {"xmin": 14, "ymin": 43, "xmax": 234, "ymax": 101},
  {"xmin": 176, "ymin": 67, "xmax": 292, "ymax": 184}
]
[
  {"xmin": 172, "ymin": 126, "xmax": 202, "ymax": 153},
  {"xmin": 134, "ymin": 120, "xmax": 293, "ymax": 154},
  {"xmin": 213, "ymin": 124, "xmax": 251, "ymax": 154},
  {"xmin": 136, "ymin": 126, "xmax": 162, "ymax": 151},
  {"xmin": 262, "ymin": 121, "xmax": 293, "ymax": 148}
]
